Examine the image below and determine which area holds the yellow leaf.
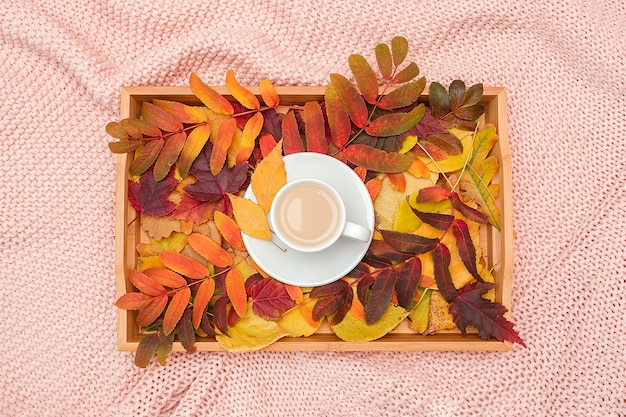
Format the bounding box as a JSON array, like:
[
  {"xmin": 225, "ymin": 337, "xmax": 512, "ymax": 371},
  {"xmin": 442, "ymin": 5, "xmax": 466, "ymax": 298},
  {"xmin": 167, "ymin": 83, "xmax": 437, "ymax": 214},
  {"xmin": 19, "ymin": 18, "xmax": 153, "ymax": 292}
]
[
  {"xmin": 392, "ymin": 198, "xmax": 421, "ymax": 233},
  {"xmin": 259, "ymin": 79, "xmax": 279, "ymax": 107},
  {"xmin": 330, "ymin": 304, "xmax": 409, "ymax": 342},
  {"xmin": 228, "ymin": 195, "xmax": 272, "ymax": 240},
  {"xmin": 398, "ymin": 135, "xmax": 417, "ymax": 154},
  {"xmin": 424, "ymin": 290, "xmax": 455, "ymax": 334},
  {"xmin": 225, "ymin": 70, "xmax": 260, "ymax": 110},
  {"xmin": 251, "ymin": 140, "xmax": 286, "ymax": 212},
  {"xmin": 417, "ymin": 128, "xmax": 474, "ymax": 173},
  {"xmin": 278, "ymin": 299, "xmax": 320, "ymax": 337},
  {"xmin": 136, "ymin": 232, "xmax": 188, "ymax": 256},
  {"xmin": 373, "ymin": 172, "xmax": 435, "ymax": 230},
  {"xmin": 215, "ymin": 302, "xmax": 289, "ymax": 352},
  {"xmin": 236, "ymin": 112, "xmax": 264, "ymax": 164},
  {"xmin": 408, "ymin": 288, "xmax": 432, "ymax": 333},
  {"xmin": 189, "ymin": 72, "xmax": 234, "ymax": 115}
]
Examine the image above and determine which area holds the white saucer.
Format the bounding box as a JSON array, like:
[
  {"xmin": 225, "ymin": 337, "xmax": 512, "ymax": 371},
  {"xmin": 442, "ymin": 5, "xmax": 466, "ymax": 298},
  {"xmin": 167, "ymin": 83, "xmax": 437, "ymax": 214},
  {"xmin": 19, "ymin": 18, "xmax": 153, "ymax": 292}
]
[{"xmin": 242, "ymin": 153, "xmax": 375, "ymax": 287}]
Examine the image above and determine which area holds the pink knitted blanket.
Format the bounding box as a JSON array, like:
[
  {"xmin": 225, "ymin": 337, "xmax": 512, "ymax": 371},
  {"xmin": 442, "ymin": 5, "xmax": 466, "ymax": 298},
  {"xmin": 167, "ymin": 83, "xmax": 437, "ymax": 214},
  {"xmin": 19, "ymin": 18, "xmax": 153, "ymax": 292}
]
[{"xmin": 2, "ymin": 1, "xmax": 625, "ymax": 416}]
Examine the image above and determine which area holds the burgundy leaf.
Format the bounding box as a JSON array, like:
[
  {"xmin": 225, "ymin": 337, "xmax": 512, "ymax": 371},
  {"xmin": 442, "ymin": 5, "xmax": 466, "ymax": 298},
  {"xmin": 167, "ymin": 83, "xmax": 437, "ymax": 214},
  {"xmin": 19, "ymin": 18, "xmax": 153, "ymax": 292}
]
[
  {"xmin": 244, "ymin": 273, "xmax": 264, "ymax": 296},
  {"xmin": 448, "ymin": 281, "xmax": 526, "ymax": 347},
  {"xmin": 422, "ymin": 132, "xmax": 463, "ymax": 155},
  {"xmin": 361, "ymin": 254, "xmax": 393, "ymax": 269},
  {"xmin": 310, "ymin": 280, "xmax": 351, "ymax": 299},
  {"xmin": 185, "ymin": 162, "xmax": 248, "ymax": 202},
  {"xmin": 346, "ymin": 262, "xmax": 370, "ymax": 278},
  {"xmin": 329, "ymin": 288, "xmax": 353, "ymax": 325},
  {"xmin": 134, "ymin": 332, "xmax": 159, "ymax": 368},
  {"xmin": 365, "ymin": 268, "xmax": 398, "ymax": 324},
  {"xmin": 395, "ymin": 257, "xmax": 422, "ymax": 310},
  {"xmin": 367, "ymin": 240, "xmax": 414, "ymax": 263},
  {"xmin": 212, "ymin": 296, "xmax": 229, "ymax": 336},
  {"xmin": 248, "ymin": 277, "xmax": 294, "ymax": 320},
  {"xmin": 407, "ymin": 108, "xmax": 447, "ymax": 137},
  {"xmin": 452, "ymin": 219, "xmax": 484, "ymax": 282},
  {"xmin": 380, "ymin": 230, "xmax": 439, "ymax": 254},
  {"xmin": 357, "ymin": 273, "xmax": 375, "ymax": 306},
  {"xmin": 312, "ymin": 295, "xmax": 341, "ymax": 321},
  {"xmin": 128, "ymin": 168, "xmax": 178, "ymax": 217},
  {"xmin": 409, "ymin": 207, "xmax": 454, "ymax": 230},
  {"xmin": 311, "ymin": 279, "xmax": 353, "ymax": 323},
  {"xmin": 450, "ymin": 193, "xmax": 488, "ymax": 224},
  {"xmin": 432, "ymin": 243, "xmax": 457, "ymax": 303},
  {"xmin": 199, "ymin": 312, "xmax": 216, "ymax": 336},
  {"xmin": 176, "ymin": 307, "xmax": 196, "ymax": 354},
  {"xmin": 261, "ymin": 109, "xmax": 282, "ymax": 139}
]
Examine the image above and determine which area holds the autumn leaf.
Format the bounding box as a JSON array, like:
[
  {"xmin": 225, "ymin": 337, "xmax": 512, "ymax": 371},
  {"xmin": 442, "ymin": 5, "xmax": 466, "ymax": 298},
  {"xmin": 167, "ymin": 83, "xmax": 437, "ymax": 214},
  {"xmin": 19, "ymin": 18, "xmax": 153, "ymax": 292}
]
[
  {"xmin": 375, "ymin": 43, "xmax": 393, "ymax": 79},
  {"xmin": 175, "ymin": 307, "xmax": 196, "ymax": 354},
  {"xmin": 128, "ymin": 168, "xmax": 177, "ymax": 217},
  {"xmin": 192, "ymin": 278, "xmax": 215, "ymax": 329},
  {"xmin": 380, "ymin": 229, "xmax": 439, "ymax": 254},
  {"xmin": 136, "ymin": 294, "xmax": 168, "ymax": 327},
  {"xmin": 120, "ymin": 118, "xmax": 161, "ymax": 138},
  {"xmin": 129, "ymin": 139, "xmax": 164, "ymax": 176},
  {"xmin": 214, "ymin": 210, "xmax": 246, "ymax": 251},
  {"xmin": 154, "ymin": 132, "xmax": 186, "ymax": 181},
  {"xmin": 407, "ymin": 288, "xmax": 432, "ymax": 333},
  {"xmin": 330, "ymin": 73, "xmax": 368, "ymax": 128},
  {"xmin": 363, "ymin": 268, "xmax": 398, "ymax": 324},
  {"xmin": 225, "ymin": 70, "xmax": 260, "ymax": 110},
  {"xmin": 448, "ymin": 281, "xmax": 526, "ymax": 347},
  {"xmin": 259, "ymin": 79, "xmax": 280, "ymax": 107},
  {"xmin": 106, "ymin": 121, "xmax": 128, "ymax": 139},
  {"xmin": 248, "ymin": 277, "xmax": 294, "ymax": 321},
  {"xmin": 393, "ymin": 62, "xmax": 420, "ymax": 84},
  {"xmin": 303, "ymin": 101, "xmax": 327, "ymax": 153},
  {"xmin": 159, "ymin": 251, "xmax": 209, "ymax": 279},
  {"xmin": 391, "ymin": 36, "xmax": 408, "ymax": 67},
  {"xmin": 259, "ymin": 133, "xmax": 277, "ymax": 157},
  {"xmin": 188, "ymin": 233, "xmax": 233, "ymax": 268},
  {"xmin": 212, "ymin": 296, "xmax": 230, "ymax": 335},
  {"xmin": 310, "ymin": 280, "xmax": 353, "ymax": 325},
  {"xmin": 210, "ymin": 117, "xmax": 237, "ymax": 175},
  {"xmin": 170, "ymin": 194, "xmax": 218, "ymax": 223},
  {"xmin": 451, "ymin": 219, "xmax": 483, "ymax": 283},
  {"xmin": 141, "ymin": 215, "xmax": 182, "ymax": 241},
  {"xmin": 366, "ymin": 240, "xmax": 413, "ymax": 263},
  {"xmin": 236, "ymin": 112, "xmax": 264, "ymax": 164},
  {"xmin": 395, "ymin": 257, "xmax": 421, "ymax": 310},
  {"xmin": 115, "ymin": 292, "xmax": 154, "ymax": 310},
  {"xmin": 366, "ymin": 177, "xmax": 382, "ymax": 201},
  {"xmin": 108, "ymin": 140, "xmax": 140, "ymax": 154},
  {"xmin": 343, "ymin": 145, "xmax": 412, "ymax": 173},
  {"xmin": 365, "ymin": 105, "xmax": 425, "ymax": 137},
  {"xmin": 324, "ymin": 82, "xmax": 352, "ymax": 148},
  {"xmin": 153, "ymin": 99, "xmax": 208, "ymax": 124},
  {"xmin": 416, "ymin": 186, "xmax": 451, "ymax": 203},
  {"xmin": 189, "ymin": 72, "xmax": 234, "ymax": 115},
  {"xmin": 134, "ymin": 332, "xmax": 159, "ymax": 368},
  {"xmin": 225, "ymin": 268, "xmax": 248, "ymax": 317},
  {"xmin": 284, "ymin": 284, "xmax": 304, "ymax": 305},
  {"xmin": 432, "ymin": 243, "xmax": 458, "ymax": 303},
  {"xmin": 228, "ymin": 195, "xmax": 272, "ymax": 240},
  {"xmin": 143, "ymin": 268, "xmax": 187, "ymax": 289},
  {"xmin": 278, "ymin": 299, "xmax": 321, "ymax": 337},
  {"xmin": 163, "ymin": 287, "xmax": 191, "ymax": 335},
  {"xmin": 450, "ymin": 192, "xmax": 488, "ymax": 224},
  {"xmin": 378, "ymin": 78, "xmax": 426, "ymax": 110},
  {"xmin": 330, "ymin": 304, "xmax": 408, "ymax": 342},
  {"xmin": 185, "ymin": 149, "xmax": 248, "ymax": 203},
  {"xmin": 409, "ymin": 206, "xmax": 454, "ymax": 230},
  {"xmin": 251, "ymin": 139, "xmax": 286, "ymax": 212},
  {"xmin": 128, "ymin": 269, "xmax": 167, "ymax": 296},
  {"xmin": 141, "ymin": 102, "xmax": 183, "ymax": 133},
  {"xmin": 281, "ymin": 110, "xmax": 304, "ymax": 155},
  {"xmin": 348, "ymin": 54, "xmax": 378, "ymax": 104},
  {"xmin": 177, "ymin": 124, "xmax": 211, "ymax": 179}
]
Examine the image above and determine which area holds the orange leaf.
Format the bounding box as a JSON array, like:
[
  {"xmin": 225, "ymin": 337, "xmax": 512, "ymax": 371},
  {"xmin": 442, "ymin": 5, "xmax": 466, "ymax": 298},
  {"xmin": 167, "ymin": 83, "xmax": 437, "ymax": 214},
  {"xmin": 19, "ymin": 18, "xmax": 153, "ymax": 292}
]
[
  {"xmin": 407, "ymin": 155, "xmax": 430, "ymax": 178},
  {"xmin": 324, "ymin": 82, "xmax": 352, "ymax": 148},
  {"xmin": 163, "ymin": 287, "xmax": 191, "ymax": 335},
  {"xmin": 159, "ymin": 251, "xmax": 209, "ymax": 279},
  {"xmin": 189, "ymin": 72, "xmax": 234, "ymax": 115},
  {"xmin": 303, "ymin": 101, "xmax": 327, "ymax": 154},
  {"xmin": 284, "ymin": 284, "xmax": 304, "ymax": 305},
  {"xmin": 154, "ymin": 132, "xmax": 186, "ymax": 181},
  {"xmin": 329, "ymin": 73, "xmax": 368, "ymax": 128},
  {"xmin": 366, "ymin": 177, "xmax": 383, "ymax": 201},
  {"xmin": 136, "ymin": 294, "xmax": 168, "ymax": 327},
  {"xmin": 192, "ymin": 279, "xmax": 215, "ymax": 328},
  {"xmin": 387, "ymin": 172, "xmax": 406, "ymax": 192},
  {"xmin": 153, "ymin": 99, "xmax": 208, "ymax": 123},
  {"xmin": 178, "ymin": 124, "xmax": 211, "ymax": 178},
  {"xmin": 225, "ymin": 268, "xmax": 247, "ymax": 317},
  {"xmin": 343, "ymin": 144, "xmax": 412, "ymax": 173},
  {"xmin": 419, "ymin": 275, "xmax": 436, "ymax": 288},
  {"xmin": 188, "ymin": 233, "xmax": 233, "ymax": 268},
  {"xmin": 348, "ymin": 54, "xmax": 379, "ymax": 105},
  {"xmin": 225, "ymin": 69, "xmax": 260, "ymax": 110},
  {"xmin": 259, "ymin": 133, "xmax": 277, "ymax": 157},
  {"xmin": 281, "ymin": 110, "xmax": 304, "ymax": 155},
  {"xmin": 211, "ymin": 118, "xmax": 237, "ymax": 175},
  {"xmin": 115, "ymin": 292, "xmax": 154, "ymax": 310},
  {"xmin": 354, "ymin": 166, "xmax": 367, "ymax": 181},
  {"xmin": 143, "ymin": 268, "xmax": 187, "ymax": 288},
  {"xmin": 228, "ymin": 195, "xmax": 272, "ymax": 240},
  {"xmin": 129, "ymin": 270, "xmax": 166, "ymax": 296},
  {"xmin": 214, "ymin": 210, "xmax": 246, "ymax": 251},
  {"xmin": 129, "ymin": 138, "xmax": 164, "ymax": 176},
  {"xmin": 141, "ymin": 102, "xmax": 183, "ymax": 132},
  {"xmin": 259, "ymin": 79, "xmax": 280, "ymax": 107},
  {"xmin": 236, "ymin": 112, "xmax": 264, "ymax": 163},
  {"xmin": 251, "ymin": 139, "xmax": 286, "ymax": 212},
  {"xmin": 300, "ymin": 302, "xmax": 321, "ymax": 328},
  {"xmin": 348, "ymin": 292, "xmax": 366, "ymax": 322}
]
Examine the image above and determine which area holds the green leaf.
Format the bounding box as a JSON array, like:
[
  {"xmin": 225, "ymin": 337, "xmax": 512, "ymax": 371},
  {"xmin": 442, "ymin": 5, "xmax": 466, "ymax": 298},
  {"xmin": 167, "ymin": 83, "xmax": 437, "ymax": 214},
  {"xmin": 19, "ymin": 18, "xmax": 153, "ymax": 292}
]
[
  {"xmin": 378, "ymin": 78, "xmax": 426, "ymax": 110},
  {"xmin": 343, "ymin": 144, "xmax": 412, "ymax": 173},
  {"xmin": 463, "ymin": 83, "xmax": 483, "ymax": 107},
  {"xmin": 428, "ymin": 82, "xmax": 449, "ymax": 118},
  {"xmin": 391, "ymin": 36, "xmax": 409, "ymax": 67},
  {"xmin": 329, "ymin": 73, "xmax": 368, "ymax": 128},
  {"xmin": 108, "ymin": 140, "xmax": 140, "ymax": 154},
  {"xmin": 365, "ymin": 104, "xmax": 425, "ymax": 137},
  {"xmin": 408, "ymin": 289, "xmax": 432, "ymax": 333},
  {"xmin": 393, "ymin": 62, "xmax": 419, "ymax": 84},
  {"xmin": 348, "ymin": 54, "xmax": 379, "ymax": 105},
  {"xmin": 375, "ymin": 43, "xmax": 393, "ymax": 78}
]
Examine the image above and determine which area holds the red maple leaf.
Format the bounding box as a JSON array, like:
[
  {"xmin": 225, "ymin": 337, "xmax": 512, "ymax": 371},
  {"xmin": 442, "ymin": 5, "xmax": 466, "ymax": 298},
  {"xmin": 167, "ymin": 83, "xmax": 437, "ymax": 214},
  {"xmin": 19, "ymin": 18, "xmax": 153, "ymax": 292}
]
[
  {"xmin": 128, "ymin": 168, "xmax": 177, "ymax": 217},
  {"xmin": 247, "ymin": 277, "xmax": 294, "ymax": 321},
  {"xmin": 448, "ymin": 281, "xmax": 526, "ymax": 347}
]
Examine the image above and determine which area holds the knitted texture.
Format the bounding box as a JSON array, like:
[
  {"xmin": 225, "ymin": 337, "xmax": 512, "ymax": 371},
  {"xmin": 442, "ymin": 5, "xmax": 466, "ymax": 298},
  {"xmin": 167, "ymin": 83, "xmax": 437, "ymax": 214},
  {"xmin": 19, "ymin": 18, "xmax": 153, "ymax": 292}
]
[{"xmin": 1, "ymin": 1, "xmax": 625, "ymax": 416}]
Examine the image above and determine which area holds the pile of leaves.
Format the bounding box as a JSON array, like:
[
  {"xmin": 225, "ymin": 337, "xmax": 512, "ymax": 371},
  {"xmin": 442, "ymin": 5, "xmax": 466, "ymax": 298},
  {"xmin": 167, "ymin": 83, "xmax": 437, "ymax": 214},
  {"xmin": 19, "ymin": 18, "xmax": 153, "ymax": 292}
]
[{"xmin": 108, "ymin": 36, "xmax": 525, "ymax": 367}]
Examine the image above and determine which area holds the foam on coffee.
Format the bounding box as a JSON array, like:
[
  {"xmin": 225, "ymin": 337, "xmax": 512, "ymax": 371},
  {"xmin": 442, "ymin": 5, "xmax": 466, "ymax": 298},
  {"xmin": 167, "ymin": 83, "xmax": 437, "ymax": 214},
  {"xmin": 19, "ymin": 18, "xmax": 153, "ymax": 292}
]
[{"xmin": 274, "ymin": 183, "xmax": 340, "ymax": 246}]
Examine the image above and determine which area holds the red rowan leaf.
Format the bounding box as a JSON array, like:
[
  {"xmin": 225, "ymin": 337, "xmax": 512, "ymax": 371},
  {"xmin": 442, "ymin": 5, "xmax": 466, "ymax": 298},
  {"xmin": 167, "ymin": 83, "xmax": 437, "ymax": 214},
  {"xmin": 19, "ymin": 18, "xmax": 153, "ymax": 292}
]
[
  {"xmin": 393, "ymin": 62, "xmax": 420, "ymax": 83},
  {"xmin": 395, "ymin": 257, "xmax": 421, "ymax": 310},
  {"xmin": 329, "ymin": 287, "xmax": 353, "ymax": 325},
  {"xmin": 303, "ymin": 101, "xmax": 328, "ymax": 154},
  {"xmin": 134, "ymin": 332, "xmax": 159, "ymax": 368},
  {"xmin": 154, "ymin": 330, "xmax": 175, "ymax": 366},
  {"xmin": 189, "ymin": 72, "xmax": 234, "ymax": 115},
  {"xmin": 375, "ymin": 43, "xmax": 393, "ymax": 78},
  {"xmin": 188, "ymin": 233, "xmax": 233, "ymax": 268},
  {"xmin": 143, "ymin": 268, "xmax": 187, "ymax": 289},
  {"xmin": 365, "ymin": 105, "xmax": 425, "ymax": 137},
  {"xmin": 325, "ymin": 82, "xmax": 352, "ymax": 148},
  {"xmin": 380, "ymin": 230, "xmax": 439, "ymax": 254},
  {"xmin": 448, "ymin": 281, "xmax": 526, "ymax": 347},
  {"xmin": 348, "ymin": 54, "xmax": 379, "ymax": 105},
  {"xmin": 108, "ymin": 140, "xmax": 140, "ymax": 154},
  {"xmin": 136, "ymin": 294, "xmax": 168, "ymax": 327},
  {"xmin": 310, "ymin": 280, "xmax": 351, "ymax": 299},
  {"xmin": 311, "ymin": 279, "xmax": 353, "ymax": 324},
  {"xmin": 142, "ymin": 102, "xmax": 183, "ymax": 133},
  {"xmin": 128, "ymin": 168, "xmax": 177, "ymax": 217},
  {"xmin": 159, "ymin": 251, "xmax": 209, "ymax": 279},
  {"xmin": 343, "ymin": 144, "xmax": 412, "ymax": 173},
  {"xmin": 176, "ymin": 307, "xmax": 196, "ymax": 353},
  {"xmin": 366, "ymin": 240, "xmax": 413, "ymax": 263},
  {"xmin": 364, "ymin": 268, "xmax": 398, "ymax": 324},
  {"xmin": 154, "ymin": 132, "xmax": 186, "ymax": 181},
  {"xmin": 282, "ymin": 110, "xmax": 305, "ymax": 155},
  {"xmin": 115, "ymin": 292, "xmax": 154, "ymax": 310},
  {"xmin": 415, "ymin": 186, "xmax": 452, "ymax": 203},
  {"xmin": 391, "ymin": 36, "xmax": 409, "ymax": 67},
  {"xmin": 450, "ymin": 193, "xmax": 488, "ymax": 224},
  {"xmin": 432, "ymin": 243, "xmax": 457, "ymax": 303},
  {"xmin": 128, "ymin": 270, "xmax": 166, "ymax": 296},
  {"xmin": 330, "ymin": 73, "xmax": 368, "ymax": 128},
  {"xmin": 225, "ymin": 268, "xmax": 247, "ymax": 317},
  {"xmin": 452, "ymin": 219, "xmax": 484, "ymax": 282},
  {"xmin": 378, "ymin": 78, "xmax": 425, "ymax": 110},
  {"xmin": 192, "ymin": 278, "xmax": 215, "ymax": 329},
  {"xmin": 129, "ymin": 138, "xmax": 164, "ymax": 176},
  {"xmin": 163, "ymin": 287, "xmax": 191, "ymax": 335},
  {"xmin": 248, "ymin": 277, "xmax": 294, "ymax": 321},
  {"xmin": 357, "ymin": 273, "xmax": 375, "ymax": 306},
  {"xmin": 409, "ymin": 207, "xmax": 454, "ymax": 230},
  {"xmin": 346, "ymin": 262, "xmax": 370, "ymax": 278},
  {"xmin": 212, "ymin": 296, "xmax": 229, "ymax": 335}
]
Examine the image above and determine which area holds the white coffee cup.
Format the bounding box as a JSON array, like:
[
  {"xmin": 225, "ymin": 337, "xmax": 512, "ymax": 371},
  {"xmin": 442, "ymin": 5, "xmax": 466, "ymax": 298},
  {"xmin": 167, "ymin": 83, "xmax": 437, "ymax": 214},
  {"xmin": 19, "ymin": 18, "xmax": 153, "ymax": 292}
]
[{"xmin": 269, "ymin": 178, "xmax": 371, "ymax": 253}]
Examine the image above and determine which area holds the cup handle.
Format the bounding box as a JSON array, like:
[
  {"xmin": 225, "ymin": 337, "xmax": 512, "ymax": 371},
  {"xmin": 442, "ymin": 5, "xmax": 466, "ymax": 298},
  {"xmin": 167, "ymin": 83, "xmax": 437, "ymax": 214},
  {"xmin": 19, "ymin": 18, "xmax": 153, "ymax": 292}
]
[{"xmin": 341, "ymin": 221, "xmax": 371, "ymax": 242}]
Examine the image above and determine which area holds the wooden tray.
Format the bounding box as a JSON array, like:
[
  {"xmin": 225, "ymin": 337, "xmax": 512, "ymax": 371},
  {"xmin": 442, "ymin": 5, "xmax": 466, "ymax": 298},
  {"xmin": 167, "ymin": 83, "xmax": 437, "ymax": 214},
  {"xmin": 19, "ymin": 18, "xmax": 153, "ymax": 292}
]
[{"xmin": 115, "ymin": 86, "xmax": 513, "ymax": 352}]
